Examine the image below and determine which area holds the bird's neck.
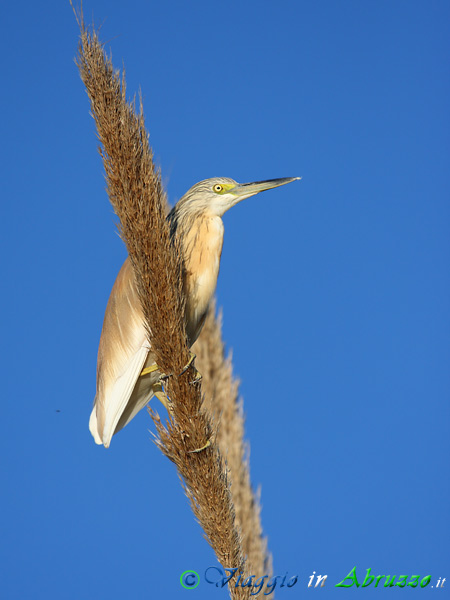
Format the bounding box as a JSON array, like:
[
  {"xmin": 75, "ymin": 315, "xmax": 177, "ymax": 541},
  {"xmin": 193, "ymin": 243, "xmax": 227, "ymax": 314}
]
[{"xmin": 177, "ymin": 211, "xmax": 224, "ymax": 344}]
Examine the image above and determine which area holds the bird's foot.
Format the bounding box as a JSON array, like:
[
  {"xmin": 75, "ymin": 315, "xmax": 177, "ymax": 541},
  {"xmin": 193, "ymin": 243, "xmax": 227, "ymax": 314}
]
[{"xmin": 158, "ymin": 352, "xmax": 202, "ymax": 384}]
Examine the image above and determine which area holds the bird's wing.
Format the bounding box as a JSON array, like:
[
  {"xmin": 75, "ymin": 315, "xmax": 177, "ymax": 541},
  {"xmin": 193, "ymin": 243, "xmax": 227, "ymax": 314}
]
[{"xmin": 89, "ymin": 258, "xmax": 152, "ymax": 448}]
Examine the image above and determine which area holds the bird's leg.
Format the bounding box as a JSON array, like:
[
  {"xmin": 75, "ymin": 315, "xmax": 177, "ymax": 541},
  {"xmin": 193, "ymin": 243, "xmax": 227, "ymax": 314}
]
[
  {"xmin": 151, "ymin": 381, "xmax": 174, "ymax": 416},
  {"xmin": 151, "ymin": 352, "xmax": 202, "ymax": 384},
  {"xmin": 140, "ymin": 364, "xmax": 174, "ymax": 410},
  {"xmin": 141, "ymin": 363, "xmax": 175, "ymax": 381},
  {"xmin": 140, "ymin": 364, "xmax": 160, "ymax": 377}
]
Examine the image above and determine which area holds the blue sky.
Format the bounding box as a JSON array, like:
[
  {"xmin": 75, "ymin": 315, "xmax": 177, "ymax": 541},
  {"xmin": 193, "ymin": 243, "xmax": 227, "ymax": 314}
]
[{"xmin": 1, "ymin": 0, "xmax": 449, "ymax": 598}]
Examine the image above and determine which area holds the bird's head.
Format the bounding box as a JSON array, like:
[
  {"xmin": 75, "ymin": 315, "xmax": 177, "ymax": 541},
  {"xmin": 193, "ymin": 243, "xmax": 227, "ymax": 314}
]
[{"xmin": 174, "ymin": 176, "xmax": 301, "ymax": 218}]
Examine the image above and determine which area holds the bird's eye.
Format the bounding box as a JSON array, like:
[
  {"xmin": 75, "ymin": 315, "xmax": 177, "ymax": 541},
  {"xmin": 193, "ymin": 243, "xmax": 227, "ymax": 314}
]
[{"xmin": 213, "ymin": 184, "xmax": 224, "ymax": 193}]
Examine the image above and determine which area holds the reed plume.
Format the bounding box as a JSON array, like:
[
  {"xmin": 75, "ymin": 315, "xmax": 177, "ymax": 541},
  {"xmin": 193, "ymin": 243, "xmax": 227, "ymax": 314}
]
[
  {"xmin": 73, "ymin": 4, "xmax": 270, "ymax": 596},
  {"xmin": 193, "ymin": 304, "xmax": 272, "ymax": 575}
]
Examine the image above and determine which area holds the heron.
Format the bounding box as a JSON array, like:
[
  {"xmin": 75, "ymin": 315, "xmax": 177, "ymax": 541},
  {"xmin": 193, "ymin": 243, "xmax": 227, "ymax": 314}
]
[{"xmin": 90, "ymin": 176, "xmax": 300, "ymax": 447}]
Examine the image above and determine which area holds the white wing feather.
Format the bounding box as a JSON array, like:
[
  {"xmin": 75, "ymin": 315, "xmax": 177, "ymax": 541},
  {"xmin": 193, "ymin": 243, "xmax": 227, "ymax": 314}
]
[
  {"xmin": 95, "ymin": 342, "xmax": 149, "ymax": 447},
  {"xmin": 90, "ymin": 259, "xmax": 157, "ymax": 447}
]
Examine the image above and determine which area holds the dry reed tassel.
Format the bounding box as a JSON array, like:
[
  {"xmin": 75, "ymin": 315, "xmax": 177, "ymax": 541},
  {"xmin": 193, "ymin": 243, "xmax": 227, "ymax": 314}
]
[
  {"xmin": 193, "ymin": 304, "xmax": 272, "ymax": 577},
  {"xmin": 73, "ymin": 4, "xmax": 269, "ymax": 596}
]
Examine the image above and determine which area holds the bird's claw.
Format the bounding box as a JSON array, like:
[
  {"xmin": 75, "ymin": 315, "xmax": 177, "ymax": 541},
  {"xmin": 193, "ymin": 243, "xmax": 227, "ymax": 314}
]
[{"xmin": 189, "ymin": 370, "xmax": 202, "ymax": 385}]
